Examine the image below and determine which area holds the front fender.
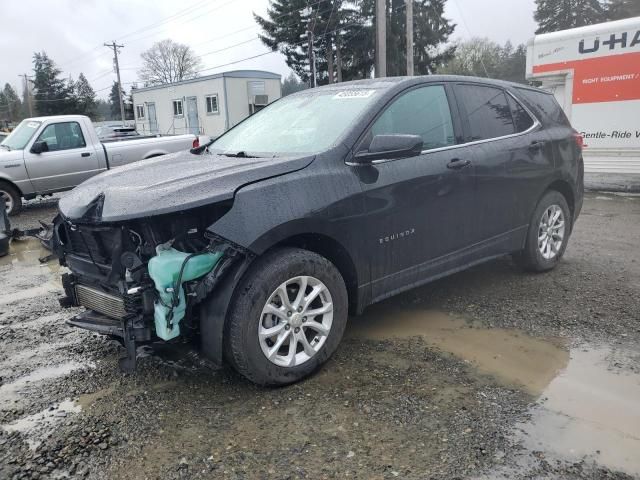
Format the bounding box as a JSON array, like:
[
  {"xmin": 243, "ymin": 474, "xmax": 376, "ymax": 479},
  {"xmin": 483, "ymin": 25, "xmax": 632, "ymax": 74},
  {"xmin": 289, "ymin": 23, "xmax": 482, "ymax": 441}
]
[{"xmin": 199, "ymin": 256, "xmax": 253, "ymax": 366}]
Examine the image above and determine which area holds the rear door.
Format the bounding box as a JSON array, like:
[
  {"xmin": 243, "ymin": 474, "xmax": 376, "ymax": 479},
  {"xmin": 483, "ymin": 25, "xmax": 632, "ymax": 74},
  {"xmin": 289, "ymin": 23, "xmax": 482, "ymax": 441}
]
[
  {"xmin": 24, "ymin": 120, "xmax": 101, "ymax": 192},
  {"xmin": 453, "ymin": 83, "xmax": 549, "ymax": 248},
  {"xmin": 353, "ymin": 84, "xmax": 477, "ymax": 300}
]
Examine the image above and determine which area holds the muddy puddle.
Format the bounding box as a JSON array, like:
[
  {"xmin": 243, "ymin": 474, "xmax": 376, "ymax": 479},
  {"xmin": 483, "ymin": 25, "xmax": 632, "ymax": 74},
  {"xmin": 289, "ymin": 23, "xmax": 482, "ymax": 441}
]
[
  {"xmin": 347, "ymin": 306, "xmax": 569, "ymax": 395},
  {"xmin": 0, "ymin": 238, "xmax": 62, "ymax": 304},
  {"xmin": 515, "ymin": 346, "xmax": 640, "ymax": 476},
  {"xmin": 349, "ymin": 304, "xmax": 640, "ymax": 476}
]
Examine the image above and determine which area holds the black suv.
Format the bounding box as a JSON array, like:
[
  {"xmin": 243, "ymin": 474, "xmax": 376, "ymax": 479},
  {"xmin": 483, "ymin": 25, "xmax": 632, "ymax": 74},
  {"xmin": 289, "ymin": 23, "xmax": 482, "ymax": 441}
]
[{"xmin": 54, "ymin": 76, "xmax": 584, "ymax": 385}]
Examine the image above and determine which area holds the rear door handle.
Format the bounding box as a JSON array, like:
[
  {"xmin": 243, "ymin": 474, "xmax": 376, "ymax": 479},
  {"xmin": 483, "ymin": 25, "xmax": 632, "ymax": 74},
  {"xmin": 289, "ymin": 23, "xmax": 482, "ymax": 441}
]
[
  {"xmin": 81, "ymin": 152, "xmax": 91, "ymax": 157},
  {"xmin": 447, "ymin": 158, "xmax": 471, "ymax": 170},
  {"xmin": 529, "ymin": 140, "xmax": 546, "ymax": 151}
]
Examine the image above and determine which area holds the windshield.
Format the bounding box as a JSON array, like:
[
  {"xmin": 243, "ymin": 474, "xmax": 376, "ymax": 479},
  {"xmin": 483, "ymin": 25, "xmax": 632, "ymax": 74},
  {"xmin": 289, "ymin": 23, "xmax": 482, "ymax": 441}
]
[
  {"xmin": 210, "ymin": 89, "xmax": 379, "ymax": 156},
  {"xmin": 1, "ymin": 120, "xmax": 42, "ymax": 150}
]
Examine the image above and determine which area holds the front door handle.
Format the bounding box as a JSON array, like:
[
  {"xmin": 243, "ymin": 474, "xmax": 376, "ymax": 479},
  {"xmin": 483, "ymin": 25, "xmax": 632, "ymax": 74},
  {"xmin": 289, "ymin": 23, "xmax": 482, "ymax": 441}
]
[
  {"xmin": 81, "ymin": 152, "xmax": 91, "ymax": 157},
  {"xmin": 447, "ymin": 158, "xmax": 471, "ymax": 170}
]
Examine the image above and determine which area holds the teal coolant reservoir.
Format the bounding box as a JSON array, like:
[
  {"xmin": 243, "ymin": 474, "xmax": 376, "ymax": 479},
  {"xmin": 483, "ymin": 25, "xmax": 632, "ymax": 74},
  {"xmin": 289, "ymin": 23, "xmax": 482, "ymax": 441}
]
[{"xmin": 148, "ymin": 244, "xmax": 222, "ymax": 341}]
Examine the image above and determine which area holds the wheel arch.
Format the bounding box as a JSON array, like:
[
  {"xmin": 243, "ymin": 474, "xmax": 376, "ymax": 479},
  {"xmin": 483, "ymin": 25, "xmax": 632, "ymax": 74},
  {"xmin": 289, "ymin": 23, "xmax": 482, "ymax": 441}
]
[
  {"xmin": 0, "ymin": 177, "xmax": 23, "ymax": 197},
  {"xmin": 545, "ymin": 179, "xmax": 575, "ymax": 221},
  {"xmin": 267, "ymin": 233, "xmax": 360, "ymax": 315}
]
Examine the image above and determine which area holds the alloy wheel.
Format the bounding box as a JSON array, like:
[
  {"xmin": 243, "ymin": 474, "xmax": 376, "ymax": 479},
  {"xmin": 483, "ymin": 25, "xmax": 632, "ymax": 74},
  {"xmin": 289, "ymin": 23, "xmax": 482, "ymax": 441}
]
[
  {"xmin": 258, "ymin": 275, "xmax": 334, "ymax": 367},
  {"xmin": 538, "ymin": 204, "xmax": 565, "ymax": 260},
  {"xmin": 0, "ymin": 190, "xmax": 13, "ymax": 214}
]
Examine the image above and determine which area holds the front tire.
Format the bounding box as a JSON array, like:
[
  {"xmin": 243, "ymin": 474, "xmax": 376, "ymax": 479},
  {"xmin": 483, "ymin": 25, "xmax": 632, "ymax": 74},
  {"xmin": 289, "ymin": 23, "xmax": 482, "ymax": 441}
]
[
  {"xmin": 225, "ymin": 247, "xmax": 348, "ymax": 386},
  {"xmin": 0, "ymin": 181, "xmax": 22, "ymax": 216},
  {"xmin": 517, "ymin": 190, "xmax": 571, "ymax": 272}
]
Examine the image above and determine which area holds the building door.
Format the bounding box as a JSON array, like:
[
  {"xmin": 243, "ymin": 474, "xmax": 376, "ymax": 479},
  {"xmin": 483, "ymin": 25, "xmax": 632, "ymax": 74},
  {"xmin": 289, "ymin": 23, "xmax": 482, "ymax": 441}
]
[
  {"xmin": 147, "ymin": 103, "xmax": 158, "ymax": 134},
  {"xmin": 186, "ymin": 97, "xmax": 199, "ymax": 135}
]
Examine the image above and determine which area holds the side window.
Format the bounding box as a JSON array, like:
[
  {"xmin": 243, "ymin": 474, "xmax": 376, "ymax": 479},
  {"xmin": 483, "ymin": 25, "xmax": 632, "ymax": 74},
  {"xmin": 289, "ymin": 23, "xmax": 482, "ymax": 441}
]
[
  {"xmin": 515, "ymin": 88, "xmax": 571, "ymax": 126},
  {"xmin": 136, "ymin": 105, "xmax": 145, "ymax": 119},
  {"xmin": 36, "ymin": 122, "xmax": 86, "ymax": 152},
  {"xmin": 369, "ymin": 85, "xmax": 455, "ymax": 151},
  {"xmin": 507, "ymin": 95, "xmax": 535, "ymax": 133},
  {"xmin": 456, "ymin": 85, "xmax": 515, "ymax": 141},
  {"xmin": 173, "ymin": 100, "xmax": 183, "ymax": 117},
  {"xmin": 206, "ymin": 94, "xmax": 219, "ymax": 114}
]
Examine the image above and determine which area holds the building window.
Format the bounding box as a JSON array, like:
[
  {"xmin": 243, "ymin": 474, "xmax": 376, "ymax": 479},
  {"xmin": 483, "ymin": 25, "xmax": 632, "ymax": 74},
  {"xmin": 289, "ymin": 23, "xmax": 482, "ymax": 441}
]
[
  {"xmin": 136, "ymin": 105, "xmax": 145, "ymax": 119},
  {"xmin": 173, "ymin": 100, "xmax": 183, "ymax": 117},
  {"xmin": 205, "ymin": 94, "xmax": 219, "ymax": 114}
]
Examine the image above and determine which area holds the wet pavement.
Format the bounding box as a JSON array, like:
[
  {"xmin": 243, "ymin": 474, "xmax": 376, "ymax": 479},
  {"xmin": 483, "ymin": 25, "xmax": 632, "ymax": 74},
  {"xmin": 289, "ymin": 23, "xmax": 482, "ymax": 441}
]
[{"xmin": 0, "ymin": 192, "xmax": 639, "ymax": 479}]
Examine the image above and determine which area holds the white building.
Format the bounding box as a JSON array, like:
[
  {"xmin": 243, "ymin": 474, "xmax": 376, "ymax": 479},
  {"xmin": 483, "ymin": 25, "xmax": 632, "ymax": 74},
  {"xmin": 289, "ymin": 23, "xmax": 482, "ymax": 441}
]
[
  {"xmin": 132, "ymin": 70, "xmax": 282, "ymax": 139},
  {"xmin": 526, "ymin": 17, "xmax": 640, "ymax": 174}
]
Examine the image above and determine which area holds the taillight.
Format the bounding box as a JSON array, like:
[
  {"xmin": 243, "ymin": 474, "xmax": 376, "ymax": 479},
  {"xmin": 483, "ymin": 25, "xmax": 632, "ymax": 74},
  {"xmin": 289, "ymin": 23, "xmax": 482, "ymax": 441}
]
[
  {"xmin": 192, "ymin": 137, "xmax": 200, "ymax": 149},
  {"xmin": 573, "ymin": 133, "xmax": 585, "ymax": 150}
]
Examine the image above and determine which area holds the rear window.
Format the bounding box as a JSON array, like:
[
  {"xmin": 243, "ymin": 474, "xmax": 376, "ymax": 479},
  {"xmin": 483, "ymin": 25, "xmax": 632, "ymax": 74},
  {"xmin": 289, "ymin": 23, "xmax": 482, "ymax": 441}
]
[
  {"xmin": 456, "ymin": 84, "xmax": 515, "ymax": 141},
  {"xmin": 507, "ymin": 95, "xmax": 535, "ymax": 133},
  {"xmin": 515, "ymin": 88, "xmax": 570, "ymax": 126}
]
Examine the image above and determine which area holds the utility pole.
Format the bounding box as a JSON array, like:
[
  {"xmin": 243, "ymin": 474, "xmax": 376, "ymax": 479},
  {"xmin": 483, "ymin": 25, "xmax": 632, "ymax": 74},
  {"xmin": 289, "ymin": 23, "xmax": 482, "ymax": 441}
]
[
  {"xmin": 307, "ymin": 28, "xmax": 317, "ymax": 88},
  {"xmin": 375, "ymin": 0, "xmax": 387, "ymax": 78},
  {"xmin": 19, "ymin": 74, "xmax": 33, "ymax": 117},
  {"xmin": 406, "ymin": 0, "xmax": 414, "ymax": 76},
  {"xmin": 104, "ymin": 41, "xmax": 126, "ymax": 125}
]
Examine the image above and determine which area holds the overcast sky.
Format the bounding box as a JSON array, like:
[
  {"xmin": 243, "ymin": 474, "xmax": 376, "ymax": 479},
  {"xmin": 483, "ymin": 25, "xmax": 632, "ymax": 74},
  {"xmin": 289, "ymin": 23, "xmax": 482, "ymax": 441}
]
[{"xmin": 0, "ymin": 0, "xmax": 537, "ymax": 99}]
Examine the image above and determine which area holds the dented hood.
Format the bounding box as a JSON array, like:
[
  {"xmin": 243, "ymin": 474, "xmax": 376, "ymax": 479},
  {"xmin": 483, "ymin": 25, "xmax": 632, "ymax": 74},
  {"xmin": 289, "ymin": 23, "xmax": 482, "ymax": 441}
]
[{"xmin": 58, "ymin": 151, "xmax": 313, "ymax": 222}]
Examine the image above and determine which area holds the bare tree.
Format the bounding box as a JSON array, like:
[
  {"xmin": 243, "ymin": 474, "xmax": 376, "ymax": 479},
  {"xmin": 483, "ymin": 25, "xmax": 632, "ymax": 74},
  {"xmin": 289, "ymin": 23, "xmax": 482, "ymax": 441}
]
[{"xmin": 138, "ymin": 39, "xmax": 202, "ymax": 86}]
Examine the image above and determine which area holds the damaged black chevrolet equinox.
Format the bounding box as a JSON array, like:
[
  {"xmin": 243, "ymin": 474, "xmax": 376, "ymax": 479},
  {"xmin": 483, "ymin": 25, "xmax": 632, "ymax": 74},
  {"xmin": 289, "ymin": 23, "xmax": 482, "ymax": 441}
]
[{"xmin": 53, "ymin": 76, "xmax": 584, "ymax": 385}]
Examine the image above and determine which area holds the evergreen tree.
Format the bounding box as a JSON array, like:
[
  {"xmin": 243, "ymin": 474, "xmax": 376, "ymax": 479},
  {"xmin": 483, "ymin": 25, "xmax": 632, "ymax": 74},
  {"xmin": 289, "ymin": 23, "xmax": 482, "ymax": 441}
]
[
  {"xmin": 256, "ymin": 0, "xmax": 455, "ymax": 83},
  {"xmin": 535, "ymin": 0, "xmax": 606, "ymax": 34},
  {"xmin": 0, "ymin": 84, "xmax": 23, "ymax": 123},
  {"xmin": 95, "ymin": 99, "xmax": 111, "ymax": 122},
  {"xmin": 282, "ymin": 73, "xmax": 308, "ymax": 95},
  {"xmin": 605, "ymin": 0, "xmax": 640, "ymax": 20},
  {"xmin": 74, "ymin": 73, "xmax": 97, "ymax": 119},
  {"xmin": 32, "ymin": 52, "xmax": 75, "ymax": 115},
  {"xmin": 109, "ymin": 81, "xmax": 125, "ymax": 120}
]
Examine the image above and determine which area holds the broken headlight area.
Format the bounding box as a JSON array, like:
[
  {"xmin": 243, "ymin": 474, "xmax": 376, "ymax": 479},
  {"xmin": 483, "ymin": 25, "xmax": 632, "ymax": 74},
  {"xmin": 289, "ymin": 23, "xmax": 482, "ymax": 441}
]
[{"xmin": 54, "ymin": 204, "xmax": 248, "ymax": 372}]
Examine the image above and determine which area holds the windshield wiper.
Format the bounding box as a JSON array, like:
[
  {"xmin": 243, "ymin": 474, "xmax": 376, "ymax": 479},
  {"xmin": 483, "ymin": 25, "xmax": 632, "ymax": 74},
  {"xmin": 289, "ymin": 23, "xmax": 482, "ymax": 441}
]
[
  {"xmin": 222, "ymin": 151, "xmax": 259, "ymax": 158},
  {"xmin": 0, "ymin": 144, "xmax": 10, "ymax": 151}
]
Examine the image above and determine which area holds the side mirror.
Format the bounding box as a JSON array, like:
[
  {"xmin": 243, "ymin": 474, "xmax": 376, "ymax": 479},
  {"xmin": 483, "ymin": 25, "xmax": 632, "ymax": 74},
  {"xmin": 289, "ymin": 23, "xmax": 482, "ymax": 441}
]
[
  {"xmin": 31, "ymin": 141, "xmax": 49, "ymax": 154},
  {"xmin": 354, "ymin": 134, "xmax": 424, "ymax": 163}
]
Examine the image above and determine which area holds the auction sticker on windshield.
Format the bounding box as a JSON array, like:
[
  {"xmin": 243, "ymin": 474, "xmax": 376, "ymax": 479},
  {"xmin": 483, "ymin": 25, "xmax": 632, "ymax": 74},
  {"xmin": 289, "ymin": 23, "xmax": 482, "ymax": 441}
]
[{"xmin": 333, "ymin": 90, "xmax": 376, "ymax": 99}]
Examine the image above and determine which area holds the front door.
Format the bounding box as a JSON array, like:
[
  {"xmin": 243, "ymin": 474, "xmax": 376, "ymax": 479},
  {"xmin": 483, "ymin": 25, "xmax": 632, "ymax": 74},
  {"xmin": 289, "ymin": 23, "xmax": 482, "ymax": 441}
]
[
  {"xmin": 147, "ymin": 103, "xmax": 158, "ymax": 134},
  {"xmin": 186, "ymin": 97, "xmax": 199, "ymax": 135},
  {"xmin": 24, "ymin": 121, "xmax": 100, "ymax": 193},
  {"xmin": 353, "ymin": 84, "xmax": 477, "ymax": 301}
]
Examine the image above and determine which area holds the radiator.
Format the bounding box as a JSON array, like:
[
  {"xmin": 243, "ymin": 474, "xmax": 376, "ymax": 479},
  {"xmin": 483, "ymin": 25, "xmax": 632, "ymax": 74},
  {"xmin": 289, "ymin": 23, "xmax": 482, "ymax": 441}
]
[{"xmin": 75, "ymin": 284, "xmax": 128, "ymax": 320}]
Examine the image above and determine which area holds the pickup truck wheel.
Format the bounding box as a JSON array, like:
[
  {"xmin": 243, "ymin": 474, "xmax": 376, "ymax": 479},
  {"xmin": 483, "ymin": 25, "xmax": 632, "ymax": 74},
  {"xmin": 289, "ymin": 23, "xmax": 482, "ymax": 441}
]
[
  {"xmin": 516, "ymin": 190, "xmax": 571, "ymax": 272},
  {"xmin": 225, "ymin": 248, "xmax": 348, "ymax": 386},
  {"xmin": 0, "ymin": 182, "xmax": 21, "ymax": 216}
]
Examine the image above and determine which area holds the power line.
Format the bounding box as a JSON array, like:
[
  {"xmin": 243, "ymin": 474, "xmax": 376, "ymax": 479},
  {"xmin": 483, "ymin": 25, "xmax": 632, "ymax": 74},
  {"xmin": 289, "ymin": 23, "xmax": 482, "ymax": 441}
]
[
  {"xmin": 450, "ymin": 0, "xmax": 489, "ymax": 77},
  {"xmin": 57, "ymin": 0, "xmax": 217, "ymax": 70}
]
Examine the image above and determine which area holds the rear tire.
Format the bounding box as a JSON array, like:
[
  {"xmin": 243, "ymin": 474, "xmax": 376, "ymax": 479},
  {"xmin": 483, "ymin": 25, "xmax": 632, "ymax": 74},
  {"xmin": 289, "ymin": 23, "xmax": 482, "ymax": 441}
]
[
  {"xmin": 0, "ymin": 181, "xmax": 22, "ymax": 216},
  {"xmin": 517, "ymin": 190, "xmax": 571, "ymax": 272},
  {"xmin": 225, "ymin": 247, "xmax": 348, "ymax": 386}
]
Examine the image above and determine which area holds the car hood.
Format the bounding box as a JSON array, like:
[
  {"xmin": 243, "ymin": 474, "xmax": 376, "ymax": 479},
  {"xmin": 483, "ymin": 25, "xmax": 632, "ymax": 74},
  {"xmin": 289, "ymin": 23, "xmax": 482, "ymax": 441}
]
[
  {"xmin": 58, "ymin": 151, "xmax": 314, "ymax": 223},
  {"xmin": 0, "ymin": 148, "xmax": 24, "ymax": 163}
]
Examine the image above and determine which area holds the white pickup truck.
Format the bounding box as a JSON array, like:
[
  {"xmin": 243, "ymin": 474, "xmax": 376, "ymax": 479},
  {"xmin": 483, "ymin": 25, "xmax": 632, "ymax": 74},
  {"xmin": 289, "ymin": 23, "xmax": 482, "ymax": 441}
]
[{"xmin": 0, "ymin": 115, "xmax": 200, "ymax": 215}]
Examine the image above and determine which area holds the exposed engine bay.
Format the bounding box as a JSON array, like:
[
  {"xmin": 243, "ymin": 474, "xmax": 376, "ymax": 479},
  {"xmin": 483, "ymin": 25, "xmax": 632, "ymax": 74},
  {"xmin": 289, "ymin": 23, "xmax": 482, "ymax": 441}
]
[{"xmin": 53, "ymin": 203, "xmax": 250, "ymax": 372}]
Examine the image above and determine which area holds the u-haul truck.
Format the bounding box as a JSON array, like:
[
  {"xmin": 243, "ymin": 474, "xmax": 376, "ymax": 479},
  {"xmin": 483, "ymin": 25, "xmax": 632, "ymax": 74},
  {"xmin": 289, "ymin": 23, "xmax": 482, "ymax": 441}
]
[{"xmin": 526, "ymin": 17, "xmax": 640, "ymax": 174}]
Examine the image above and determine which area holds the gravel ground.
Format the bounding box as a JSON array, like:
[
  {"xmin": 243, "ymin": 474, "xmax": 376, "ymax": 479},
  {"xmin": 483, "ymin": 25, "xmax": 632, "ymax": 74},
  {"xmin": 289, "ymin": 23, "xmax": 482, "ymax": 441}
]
[{"xmin": 0, "ymin": 192, "xmax": 639, "ymax": 480}]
